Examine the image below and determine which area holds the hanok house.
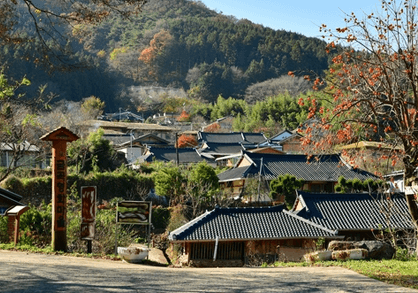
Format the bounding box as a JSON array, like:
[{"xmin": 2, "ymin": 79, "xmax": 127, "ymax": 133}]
[
  {"xmin": 258, "ymin": 129, "xmax": 304, "ymax": 154},
  {"xmin": 168, "ymin": 205, "xmax": 342, "ymax": 266},
  {"xmin": 138, "ymin": 146, "xmax": 216, "ymax": 166},
  {"xmin": 217, "ymin": 152, "xmax": 378, "ymax": 199},
  {"xmin": 292, "ymin": 191, "xmax": 415, "ymax": 241}
]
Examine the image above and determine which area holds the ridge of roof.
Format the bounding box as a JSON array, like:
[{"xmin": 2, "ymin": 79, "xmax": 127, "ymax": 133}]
[{"xmin": 282, "ymin": 209, "xmax": 338, "ymax": 235}]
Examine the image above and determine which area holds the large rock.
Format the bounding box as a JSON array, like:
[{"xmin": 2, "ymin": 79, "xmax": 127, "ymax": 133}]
[
  {"xmin": 327, "ymin": 240, "xmax": 395, "ymax": 260},
  {"xmin": 354, "ymin": 241, "xmax": 395, "ymax": 260}
]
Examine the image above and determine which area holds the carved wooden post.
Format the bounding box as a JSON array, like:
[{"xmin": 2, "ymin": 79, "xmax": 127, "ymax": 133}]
[{"xmin": 41, "ymin": 127, "xmax": 79, "ymax": 251}]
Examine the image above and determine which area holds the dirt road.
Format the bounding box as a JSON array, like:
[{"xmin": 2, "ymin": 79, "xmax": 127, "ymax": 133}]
[{"xmin": 0, "ymin": 250, "xmax": 416, "ymax": 292}]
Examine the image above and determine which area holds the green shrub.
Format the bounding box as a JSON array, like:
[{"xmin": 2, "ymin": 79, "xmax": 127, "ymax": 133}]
[
  {"xmin": 0, "ymin": 216, "xmax": 8, "ymax": 243},
  {"xmin": 152, "ymin": 206, "xmax": 170, "ymax": 231}
]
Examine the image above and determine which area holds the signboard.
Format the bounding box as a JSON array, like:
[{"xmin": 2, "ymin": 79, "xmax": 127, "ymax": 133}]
[
  {"xmin": 116, "ymin": 201, "xmax": 151, "ymax": 225},
  {"xmin": 81, "ymin": 186, "xmax": 97, "ymax": 240}
]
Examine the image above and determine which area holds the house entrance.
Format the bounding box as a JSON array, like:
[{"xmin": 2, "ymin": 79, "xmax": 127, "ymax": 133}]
[{"xmin": 190, "ymin": 241, "xmax": 244, "ymax": 260}]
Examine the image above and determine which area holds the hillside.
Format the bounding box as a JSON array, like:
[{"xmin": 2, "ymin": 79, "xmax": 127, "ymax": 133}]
[{"xmin": 3, "ymin": 0, "xmax": 331, "ymax": 111}]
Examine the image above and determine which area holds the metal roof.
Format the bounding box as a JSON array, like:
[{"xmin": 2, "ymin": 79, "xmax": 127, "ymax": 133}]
[
  {"xmin": 169, "ymin": 205, "xmax": 341, "ymax": 242},
  {"xmin": 218, "ymin": 153, "xmax": 378, "ymax": 182},
  {"xmin": 294, "ymin": 191, "xmax": 414, "ymax": 231}
]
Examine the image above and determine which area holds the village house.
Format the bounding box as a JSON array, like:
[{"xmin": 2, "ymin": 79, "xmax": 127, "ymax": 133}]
[
  {"xmin": 138, "ymin": 146, "xmax": 216, "ymax": 166},
  {"xmin": 168, "ymin": 204, "xmax": 343, "ymax": 266},
  {"xmin": 0, "ymin": 141, "xmax": 45, "ymax": 169},
  {"xmin": 217, "ymin": 152, "xmax": 378, "ymax": 200},
  {"xmin": 336, "ymin": 141, "xmax": 404, "ymax": 175},
  {"xmin": 292, "ymin": 191, "xmax": 414, "ymax": 242},
  {"xmin": 77, "ymin": 119, "xmax": 176, "ymax": 142},
  {"xmin": 258, "ymin": 129, "xmax": 304, "ymax": 154}
]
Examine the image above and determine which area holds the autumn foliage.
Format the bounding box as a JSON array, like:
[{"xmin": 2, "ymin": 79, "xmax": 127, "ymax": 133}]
[
  {"xmin": 177, "ymin": 110, "xmax": 190, "ymax": 122},
  {"xmin": 294, "ymin": 0, "xmax": 418, "ymax": 243},
  {"xmin": 138, "ymin": 30, "xmax": 173, "ymax": 80},
  {"xmin": 176, "ymin": 134, "xmax": 198, "ymax": 148}
]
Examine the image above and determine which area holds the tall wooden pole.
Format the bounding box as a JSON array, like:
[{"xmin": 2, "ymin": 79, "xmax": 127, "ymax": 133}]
[{"xmin": 41, "ymin": 127, "xmax": 79, "ymax": 252}]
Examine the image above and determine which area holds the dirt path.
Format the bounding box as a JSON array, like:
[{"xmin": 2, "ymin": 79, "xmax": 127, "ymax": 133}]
[{"xmin": 0, "ymin": 250, "xmax": 416, "ymax": 292}]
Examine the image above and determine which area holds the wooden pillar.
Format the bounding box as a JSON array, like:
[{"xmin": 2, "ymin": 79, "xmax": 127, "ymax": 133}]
[
  {"xmin": 6, "ymin": 206, "xmax": 30, "ymax": 245},
  {"xmin": 41, "ymin": 127, "xmax": 79, "ymax": 252},
  {"xmin": 14, "ymin": 215, "xmax": 20, "ymax": 245}
]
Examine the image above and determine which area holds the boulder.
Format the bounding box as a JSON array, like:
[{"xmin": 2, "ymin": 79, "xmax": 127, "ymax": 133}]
[
  {"xmin": 327, "ymin": 240, "xmax": 395, "ymax": 260},
  {"xmin": 354, "ymin": 241, "xmax": 395, "ymax": 260}
]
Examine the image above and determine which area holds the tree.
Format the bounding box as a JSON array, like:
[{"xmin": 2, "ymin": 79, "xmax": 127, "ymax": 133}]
[
  {"xmin": 153, "ymin": 164, "xmax": 183, "ymax": 206},
  {"xmin": 81, "ymin": 96, "xmax": 105, "ymax": 118},
  {"xmin": 269, "ymin": 174, "xmax": 304, "ymax": 209},
  {"xmin": 297, "ymin": 0, "xmax": 418, "ymax": 249},
  {"xmin": 67, "ymin": 128, "xmax": 121, "ymax": 174},
  {"xmin": 0, "ymin": 0, "xmax": 147, "ymax": 69},
  {"xmin": 176, "ymin": 134, "xmax": 198, "ymax": 148},
  {"xmin": 0, "ymin": 71, "xmax": 51, "ymax": 182},
  {"xmin": 185, "ymin": 161, "xmax": 219, "ymax": 218}
]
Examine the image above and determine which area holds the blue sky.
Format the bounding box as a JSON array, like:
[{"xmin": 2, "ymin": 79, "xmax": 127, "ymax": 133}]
[{"xmin": 200, "ymin": 0, "xmax": 381, "ymax": 39}]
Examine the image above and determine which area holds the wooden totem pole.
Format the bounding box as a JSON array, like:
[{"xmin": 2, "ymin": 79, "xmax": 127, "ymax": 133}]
[{"xmin": 41, "ymin": 127, "xmax": 79, "ymax": 251}]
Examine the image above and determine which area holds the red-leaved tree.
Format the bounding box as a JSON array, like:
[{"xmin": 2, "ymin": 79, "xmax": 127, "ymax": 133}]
[
  {"xmin": 295, "ymin": 0, "xmax": 418, "ymax": 247},
  {"xmin": 176, "ymin": 134, "xmax": 198, "ymax": 148}
]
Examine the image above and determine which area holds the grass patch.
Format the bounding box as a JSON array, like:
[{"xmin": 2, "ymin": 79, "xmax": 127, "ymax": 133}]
[
  {"xmin": 272, "ymin": 259, "xmax": 418, "ymax": 289},
  {"xmin": 337, "ymin": 259, "xmax": 418, "ymax": 289}
]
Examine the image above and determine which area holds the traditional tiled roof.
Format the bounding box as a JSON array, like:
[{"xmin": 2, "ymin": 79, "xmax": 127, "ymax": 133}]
[
  {"xmin": 293, "ymin": 191, "xmax": 414, "ymax": 231},
  {"xmin": 79, "ymin": 120, "xmax": 176, "ymax": 132},
  {"xmin": 198, "ymin": 132, "xmax": 267, "ymax": 144},
  {"xmin": 103, "ymin": 134, "xmax": 132, "ymax": 146},
  {"xmin": 0, "ymin": 187, "xmax": 23, "ymax": 215},
  {"xmin": 168, "ymin": 205, "xmax": 341, "ymax": 242},
  {"xmin": 218, "ymin": 153, "xmax": 378, "ymax": 182},
  {"xmin": 118, "ymin": 133, "xmax": 171, "ymax": 148},
  {"xmin": 143, "ymin": 147, "xmax": 214, "ymax": 164},
  {"xmin": 199, "ymin": 143, "xmax": 255, "ymax": 156}
]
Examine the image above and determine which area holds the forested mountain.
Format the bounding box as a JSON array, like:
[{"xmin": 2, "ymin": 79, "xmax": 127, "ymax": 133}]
[{"xmin": 3, "ymin": 0, "xmax": 331, "ymax": 111}]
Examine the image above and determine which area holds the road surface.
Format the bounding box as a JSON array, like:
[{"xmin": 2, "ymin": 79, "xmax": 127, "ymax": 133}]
[{"xmin": 0, "ymin": 250, "xmax": 416, "ymax": 292}]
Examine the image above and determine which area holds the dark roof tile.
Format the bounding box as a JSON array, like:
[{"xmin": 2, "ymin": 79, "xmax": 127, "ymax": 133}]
[
  {"xmin": 294, "ymin": 191, "xmax": 413, "ymax": 231},
  {"xmin": 169, "ymin": 205, "xmax": 340, "ymax": 242},
  {"xmin": 218, "ymin": 153, "xmax": 377, "ymax": 182}
]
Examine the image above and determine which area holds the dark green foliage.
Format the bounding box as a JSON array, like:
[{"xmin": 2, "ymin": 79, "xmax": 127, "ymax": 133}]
[
  {"xmin": 153, "ymin": 165, "xmax": 183, "ymax": 205},
  {"xmin": 0, "ymin": 215, "xmax": 9, "ymax": 243},
  {"xmin": 152, "ymin": 206, "xmax": 170, "ymax": 231},
  {"xmin": 2, "ymin": 0, "xmax": 330, "ymax": 112},
  {"xmin": 335, "ymin": 176, "xmax": 384, "ymax": 193},
  {"xmin": 18, "ymin": 202, "xmax": 52, "ymax": 247},
  {"xmin": 269, "ymin": 174, "xmax": 304, "ymax": 209},
  {"xmin": 67, "ymin": 129, "xmax": 125, "ymax": 174},
  {"xmin": 2, "ymin": 169, "xmax": 154, "ymax": 206},
  {"xmin": 188, "ymin": 161, "xmax": 219, "ymax": 191}
]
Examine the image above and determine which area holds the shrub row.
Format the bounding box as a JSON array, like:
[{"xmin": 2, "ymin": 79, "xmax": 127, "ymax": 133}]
[{"xmin": 1, "ymin": 170, "xmax": 154, "ymax": 206}]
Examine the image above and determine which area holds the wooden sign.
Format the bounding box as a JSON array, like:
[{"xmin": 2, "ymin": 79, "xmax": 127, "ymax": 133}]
[
  {"xmin": 81, "ymin": 186, "xmax": 97, "ymax": 240},
  {"xmin": 116, "ymin": 201, "xmax": 151, "ymax": 225}
]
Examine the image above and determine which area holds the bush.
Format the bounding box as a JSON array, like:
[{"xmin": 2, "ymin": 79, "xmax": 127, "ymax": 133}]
[{"xmin": 0, "ymin": 216, "xmax": 8, "ymax": 243}]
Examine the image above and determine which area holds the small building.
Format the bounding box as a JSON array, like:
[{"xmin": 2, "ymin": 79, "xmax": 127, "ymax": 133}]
[
  {"xmin": 0, "ymin": 187, "xmax": 23, "ymax": 215},
  {"xmin": 168, "ymin": 205, "xmax": 342, "ymax": 266},
  {"xmin": 78, "ymin": 120, "xmax": 176, "ymax": 142},
  {"xmin": 336, "ymin": 141, "xmax": 404, "ymax": 174},
  {"xmin": 259, "ymin": 129, "xmax": 304, "ymax": 153},
  {"xmin": 139, "ymin": 147, "xmax": 216, "ymax": 166},
  {"xmin": 292, "ymin": 191, "xmax": 414, "ymax": 241},
  {"xmin": 217, "ymin": 152, "xmax": 378, "ymax": 198},
  {"xmin": 0, "ymin": 141, "xmax": 44, "ymax": 169},
  {"xmin": 197, "ymin": 131, "xmax": 268, "ymax": 146}
]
